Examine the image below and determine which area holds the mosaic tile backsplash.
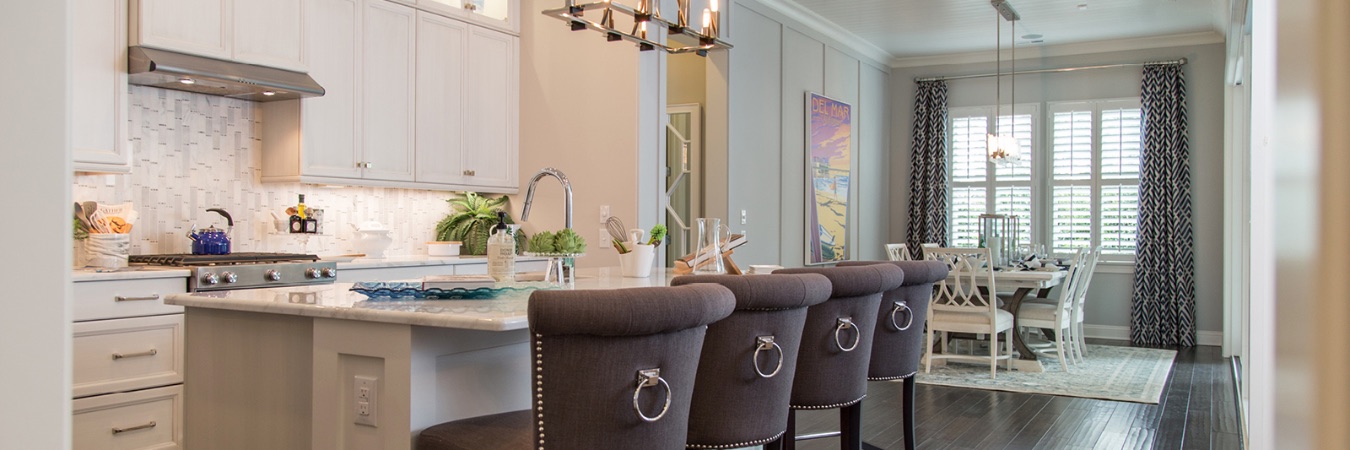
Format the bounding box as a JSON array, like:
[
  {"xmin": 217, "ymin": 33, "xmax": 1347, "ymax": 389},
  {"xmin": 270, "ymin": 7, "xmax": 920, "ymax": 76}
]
[{"xmin": 73, "ymin": 86, "xmax": 472, "ymax": 257}]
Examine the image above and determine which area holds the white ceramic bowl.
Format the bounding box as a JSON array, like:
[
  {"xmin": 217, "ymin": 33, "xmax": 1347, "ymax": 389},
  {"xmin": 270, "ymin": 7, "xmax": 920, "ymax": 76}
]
[{"xmin": 427, "ymin": 241, "xmax": 462, "ymax": 256}]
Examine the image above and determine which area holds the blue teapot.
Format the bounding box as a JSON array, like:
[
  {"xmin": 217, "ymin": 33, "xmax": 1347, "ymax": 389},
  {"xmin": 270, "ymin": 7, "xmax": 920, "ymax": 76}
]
[{"xmin": 189, "ymin": 208, "xmax": 233, "ymax": 255}]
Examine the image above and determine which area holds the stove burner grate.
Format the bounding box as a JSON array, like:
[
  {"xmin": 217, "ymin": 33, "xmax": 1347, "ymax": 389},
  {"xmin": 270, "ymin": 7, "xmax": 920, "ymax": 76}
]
[{"xmin": 129, "ymin": 253, "xmax": 320, "ymax": 266}]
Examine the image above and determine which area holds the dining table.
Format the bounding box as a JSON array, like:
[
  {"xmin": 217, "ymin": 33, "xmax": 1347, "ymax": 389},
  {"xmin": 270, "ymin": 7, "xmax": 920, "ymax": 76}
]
[{"xmin": 944, "ymin": 268, "xmax": 1068, "ymax": 372}]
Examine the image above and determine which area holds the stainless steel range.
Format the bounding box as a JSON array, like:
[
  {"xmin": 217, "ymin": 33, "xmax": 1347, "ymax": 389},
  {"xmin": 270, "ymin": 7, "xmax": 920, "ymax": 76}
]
[{"xmin": 129, "ymin": 253, "xmax": 338, "ymax": 292}]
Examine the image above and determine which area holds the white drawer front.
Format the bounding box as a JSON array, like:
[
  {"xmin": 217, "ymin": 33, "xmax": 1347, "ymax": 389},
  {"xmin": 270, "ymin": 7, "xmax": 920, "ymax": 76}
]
[
  {"xmin": 74, "ymin": 315, "xmax": 184, "ymax": 398},
  {"xmin": 74, "ymin": 278, "xmax": 186, "ymax": 322},
  {"xmin": 73, "ymin": 384, "xmax": 183, "ymax": 450}
]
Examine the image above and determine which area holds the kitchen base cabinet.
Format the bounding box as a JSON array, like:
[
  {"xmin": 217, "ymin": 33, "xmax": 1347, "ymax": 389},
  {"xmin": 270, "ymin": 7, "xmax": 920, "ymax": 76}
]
[
  {"xmin": 73, "ymin": 385, "xmax": 184, "ymax": 450},
  {"xmin": 73, "ymin": 274, "xmax": 188, "ymax": 450},
  {"xmin": 73, "ymin": 314, "xmax": 185, "ymax": 399},
  {"xmin": 178, "ymin": 307, "xmax": 529, "ymax": 450}
]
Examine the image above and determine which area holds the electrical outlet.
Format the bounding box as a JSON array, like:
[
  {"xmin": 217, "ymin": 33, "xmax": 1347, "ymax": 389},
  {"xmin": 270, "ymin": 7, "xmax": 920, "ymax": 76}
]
[
  {"xmin": 354, "ymin": 376, "xmax": 378, "ymax": 427},
  {"xmin": 741, "ymin": 210, "xmax": 748, "ymax": 225},
  {"xmin": 600, "ymin": 205, "xmax": 611, "ymax": 223}
]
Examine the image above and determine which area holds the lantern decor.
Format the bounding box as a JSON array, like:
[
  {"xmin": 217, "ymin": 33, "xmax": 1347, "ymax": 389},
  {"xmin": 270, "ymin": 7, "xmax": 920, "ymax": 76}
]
[{"xmin": 978, "ymin": 214, "xmax": 1020, "ymax": 268}]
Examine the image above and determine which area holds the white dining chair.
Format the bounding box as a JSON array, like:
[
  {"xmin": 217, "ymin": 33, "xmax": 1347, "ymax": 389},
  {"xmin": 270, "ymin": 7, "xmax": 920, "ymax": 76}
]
[
  {"xmin": 1014, "ymin": 249, "xmax": 1088, "ymax": 372},
  {"xmin": 923, "ymin": 247, "xmax": 1015, "ymax": 378},
  {"xmin": 1068, "ymin": 246, "xmax": 1102, "ymax": 362},
  {"xmin": 885, "ymin": 243, "xmax": 911, "ymax": 261}
]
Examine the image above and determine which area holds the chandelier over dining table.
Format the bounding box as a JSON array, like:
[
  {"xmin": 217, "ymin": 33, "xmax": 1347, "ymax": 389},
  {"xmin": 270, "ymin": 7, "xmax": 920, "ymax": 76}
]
[
  {"xmin": 542, "ymin": 0, "xmax": 733, "ymax": 56},
  {"xmin": 988, "ymin": 0, "xmax": 1022, "ymax": 167}
]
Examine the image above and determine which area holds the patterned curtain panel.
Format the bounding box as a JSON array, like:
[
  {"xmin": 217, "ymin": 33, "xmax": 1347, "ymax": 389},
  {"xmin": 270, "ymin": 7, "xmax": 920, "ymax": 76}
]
[
  {"xmin": 906, "ymin": 80, "xmax": 948, "ymax": 258},
  {"xmin": 1130, "ymin": 64, "xmax": 1195, "ymax": 347}
]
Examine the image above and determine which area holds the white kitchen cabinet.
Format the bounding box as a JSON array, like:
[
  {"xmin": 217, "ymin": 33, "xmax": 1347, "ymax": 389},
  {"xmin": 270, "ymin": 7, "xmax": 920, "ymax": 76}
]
[
  {"xmin": 73, "ymin": 275, "xmax": 188, "ymax": 449},
  {"xmin": 72, "ymin": 0, "xmax": 130, "ymax": 173},
  {"xmin": 263, "ymin": 0, "xmax": 519, "ymax": 192},
  {"xmin": 73, "ymin": 385, "xmax": 183, "ymax": 450},
  {"xmin": 131, "ymin": 0, "xmax": 307, "ymax": 72},
  {"xmin": 361, "ymin": 0, "xmax": 418, "ymax": 182},
  {"xmin": 463, "ymin": 27, "xmax": 519, "ymax": 189},
  {"xmin": 415, "ymin": 13, "xmax": 517, "ymax": 190},
  {"xmin": 233, "ymin": 0, "xmax": 307, "ymax": 71},
  {"xmin": 391, "ymin": 0, "xmax": 518, "ymax": 34},
  {"xmin": 414, "ymin": 12, "xmax": 468, "ymax": 185}
]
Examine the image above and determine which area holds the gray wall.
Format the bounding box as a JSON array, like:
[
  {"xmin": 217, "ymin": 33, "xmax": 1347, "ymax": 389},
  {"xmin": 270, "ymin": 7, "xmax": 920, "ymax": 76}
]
[
  {"xmin": 724, "ymin": 0, "xmax": 891, "ymax": 267},
  {"xmin": 888, "ymin": 43, "xmax": 1226, "ymax": 336}
]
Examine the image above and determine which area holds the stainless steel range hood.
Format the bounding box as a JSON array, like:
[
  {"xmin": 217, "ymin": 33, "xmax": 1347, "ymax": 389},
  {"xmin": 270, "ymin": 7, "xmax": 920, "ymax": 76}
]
[{"xmin": 127, "ymin": 46, "xmax": 324, "ymax": 102}]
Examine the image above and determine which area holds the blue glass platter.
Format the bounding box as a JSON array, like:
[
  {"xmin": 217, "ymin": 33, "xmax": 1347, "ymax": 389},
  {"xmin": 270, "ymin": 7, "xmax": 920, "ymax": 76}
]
[{"xmin": 350, "ymin": 281, "xmax": 557, "ymax": 300}]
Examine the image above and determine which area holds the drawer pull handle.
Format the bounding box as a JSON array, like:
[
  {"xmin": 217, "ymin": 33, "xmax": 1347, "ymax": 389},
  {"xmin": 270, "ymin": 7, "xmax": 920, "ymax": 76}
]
[
  {"xmin": 112, "ymin": 421, "xmax": 156, "ymax": 435},
  {"xmin": 112, "ymin": 349, "xmax": 158, "ymax": 360},
  {"xmin": 114, "ymin": 294, "xmax": 160, "ymax": 302}
]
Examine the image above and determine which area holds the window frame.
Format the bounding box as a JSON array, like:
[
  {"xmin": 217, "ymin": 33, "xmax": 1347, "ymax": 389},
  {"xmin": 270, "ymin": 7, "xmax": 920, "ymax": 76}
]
[
  {"xmin": 945, "ymin": 103, "xmax": 1040, "ymax": 250},
  {"xmin": 1044, "ymin": 98, "xmax": 1141, "ymax": 263},
  {"xmin": 943, "ymin": 98, "xmax": 1141, "ymax": 266}
]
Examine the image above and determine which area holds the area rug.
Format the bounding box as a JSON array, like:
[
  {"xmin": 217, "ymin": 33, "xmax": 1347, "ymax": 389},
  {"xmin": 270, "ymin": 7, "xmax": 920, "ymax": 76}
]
[{"xmin": 914, "ymin": 344, "xmax": 1176, "ymax": 404}]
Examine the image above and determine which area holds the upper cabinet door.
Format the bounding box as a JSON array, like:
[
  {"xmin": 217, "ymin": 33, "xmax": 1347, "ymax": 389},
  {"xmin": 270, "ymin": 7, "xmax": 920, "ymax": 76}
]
[
  {"xmin": 360, "ymin": 0, "xmax": 417, "ymax": 182},
  {"xmin": 462, "ymin": 27, "xmax": 517, "ymax": 189},
  {"xmin": 414, "ymin": 12, "xmax": 468, "ymax": 185},
  {"xmin": 233, "ymin": 0, "xmax": 307, "ymax": 71},
  {"xmin": 133, "ymin": 0, "xmax": 232, "ymax": 59},
  {"xmin": 73, "ymin": 0, "xmax": 130, "ymax": 173},
  {"xmin": 299, "ymin": 0, "xmax": 362, "ymax": 179},
  {"xmin": 413, "ymin": 0, "xmax": 517, "ymax": 34}
]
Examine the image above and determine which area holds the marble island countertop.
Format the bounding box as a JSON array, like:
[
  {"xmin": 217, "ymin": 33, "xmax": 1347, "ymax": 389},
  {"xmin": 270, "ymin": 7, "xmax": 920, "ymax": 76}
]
[
  {"xmin": 165, "ymin": 268, "xmax": 680, "ymax": 331},
  {"xmin": 72, "ymin": 254, "xmax": 548, "ymax": 282}
]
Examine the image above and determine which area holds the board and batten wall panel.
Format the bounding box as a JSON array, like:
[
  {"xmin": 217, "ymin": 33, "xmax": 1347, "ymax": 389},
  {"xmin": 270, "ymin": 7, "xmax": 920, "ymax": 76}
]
[
  {"xmin": 725, "ymin": 0, "xmax": 888, "ymax": 268},
  {"xmin": 823, "ymin": 47, "xmax": 860, "ymax": 262},
  {"xmin": 726, "ymin": 5, "xmax": 783, "ymax": 266},
  {"xmin": 777, "ymin": 28, "xmax": 824, "ymax": 267},
  {"xmin": 857, "ymin": 63, "xmax": 890, "ymax": 261},
  {"xmin": 888, "ymin": 43, "xmax": 1225, "ymax": 337}
]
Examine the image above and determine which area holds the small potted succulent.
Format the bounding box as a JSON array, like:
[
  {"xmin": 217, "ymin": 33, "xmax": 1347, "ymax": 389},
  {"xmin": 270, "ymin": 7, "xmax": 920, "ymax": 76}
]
[{"xmin": 435, "ymin": 192, "xmax": 525, "ymax": 255}]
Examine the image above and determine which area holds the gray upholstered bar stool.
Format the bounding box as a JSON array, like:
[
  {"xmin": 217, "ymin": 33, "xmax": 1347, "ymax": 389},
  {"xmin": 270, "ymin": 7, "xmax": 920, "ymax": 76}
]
[
  {"xmin": 416, "ymin": 285, "xmax": 736, "ymax": 450},
  {"xmin": 837, "ymin": 260, "xmax": 949, "ymax": 450},
  {"xmin": 768, "ymin": 264, "xmax": 905, "ymax": 450},
  {"xmin": 670, "ymin": 273, "xmax": 833, "ymax": 449}
]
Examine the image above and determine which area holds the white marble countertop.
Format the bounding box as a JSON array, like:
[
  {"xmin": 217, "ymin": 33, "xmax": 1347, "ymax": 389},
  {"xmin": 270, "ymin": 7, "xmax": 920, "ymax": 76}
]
[
  {"xmin": 71, "ymin": 255, "xmax": 549, "ymax": 282},
  {"xmin": 72, "ymin": 266, "xmax": 192, "ymax": 282},
  {"xmin": 165, "ymin": 268, "xmax": 680, "ymax": 331},
  {"xmin": 334, "ymin": 255, "xmax": 546, "ymax": 270}
]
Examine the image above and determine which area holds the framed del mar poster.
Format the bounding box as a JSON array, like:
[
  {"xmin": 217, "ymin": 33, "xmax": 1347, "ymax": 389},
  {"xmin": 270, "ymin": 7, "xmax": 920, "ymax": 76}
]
[{"xmin": 806, "ymin": 92, "xmax": 852, "ymax": 265}]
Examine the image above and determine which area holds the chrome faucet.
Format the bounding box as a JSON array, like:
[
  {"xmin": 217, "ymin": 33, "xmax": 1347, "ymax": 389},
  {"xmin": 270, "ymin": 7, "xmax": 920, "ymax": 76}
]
[{"xmin": 521, "ymin": 167, "xmax": 573, "ymax": 229}]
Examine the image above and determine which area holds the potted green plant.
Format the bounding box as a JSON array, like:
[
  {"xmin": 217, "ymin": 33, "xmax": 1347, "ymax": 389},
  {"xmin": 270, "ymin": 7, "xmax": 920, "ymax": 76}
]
[{"xmin": 435, "ymin": 192, "xmax": 524, "ymax": 255}]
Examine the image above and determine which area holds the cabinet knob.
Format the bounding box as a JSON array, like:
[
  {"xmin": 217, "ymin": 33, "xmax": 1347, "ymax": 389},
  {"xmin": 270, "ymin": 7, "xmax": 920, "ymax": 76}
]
[
  {"xmin": 356, "ymin": 162, "xmax": 374, "ymax": 169},
  {"xmin": 463, "ymin": 169, "xmax": 476, "ymax": 176}
]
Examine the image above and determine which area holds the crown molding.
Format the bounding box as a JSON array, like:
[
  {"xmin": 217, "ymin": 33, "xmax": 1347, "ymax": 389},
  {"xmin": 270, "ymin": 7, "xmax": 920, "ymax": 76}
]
[
  {"xmin": 889, "ymin": 31, "xmax": 1225, "ymax": 69},
  {"xmin": 750, "ymin": 0, "xmax": 896, "ymax": 68}
]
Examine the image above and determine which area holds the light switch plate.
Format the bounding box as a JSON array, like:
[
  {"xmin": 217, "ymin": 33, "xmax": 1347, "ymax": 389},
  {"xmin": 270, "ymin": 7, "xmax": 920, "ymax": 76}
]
[{"xmin": 741, "ymin": 210, "xmax": 748, "ymax": 225}]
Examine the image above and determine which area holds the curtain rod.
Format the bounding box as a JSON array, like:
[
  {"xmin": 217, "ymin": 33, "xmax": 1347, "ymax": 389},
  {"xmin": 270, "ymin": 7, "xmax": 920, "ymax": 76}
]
[{"xmin": 914, "ymin": 58, "xmax": 1187, "ymax": 82}]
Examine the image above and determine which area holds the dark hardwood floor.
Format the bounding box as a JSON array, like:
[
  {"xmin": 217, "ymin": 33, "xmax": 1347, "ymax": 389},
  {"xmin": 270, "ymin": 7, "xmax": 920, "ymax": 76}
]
[{"xmin": 791, "ymin": 342, "xmax": 1242, "ymax": 450}]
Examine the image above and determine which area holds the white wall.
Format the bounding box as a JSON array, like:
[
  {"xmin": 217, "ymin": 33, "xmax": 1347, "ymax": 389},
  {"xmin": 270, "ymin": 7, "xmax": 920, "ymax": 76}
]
[
  {"xmin": 514, "ymin": 0, "xmax": 643, "ymax": 268},
  {"xmin": 888, "ymin": 43, "xmax": 1226, "ymax": 338},
  {"xmin": 1, "ymin": 0, "xmax": 72, "ymax": 447},
  {"xmin": 721, "ymin": 0, "xmax": 891, "ymax": 267}
]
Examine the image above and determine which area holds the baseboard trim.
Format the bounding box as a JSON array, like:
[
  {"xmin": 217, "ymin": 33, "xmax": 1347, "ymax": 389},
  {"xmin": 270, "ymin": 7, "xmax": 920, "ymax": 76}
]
[{"xmin": 1082, "ymin": 324, "xmax": 1224, "ymax": 347}]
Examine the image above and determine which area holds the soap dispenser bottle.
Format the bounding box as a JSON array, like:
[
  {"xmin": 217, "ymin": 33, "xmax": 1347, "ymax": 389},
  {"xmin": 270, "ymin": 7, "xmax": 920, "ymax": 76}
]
[{"xmin": 487, "ymin": 212, "xmax": 516, "ymax": 282}]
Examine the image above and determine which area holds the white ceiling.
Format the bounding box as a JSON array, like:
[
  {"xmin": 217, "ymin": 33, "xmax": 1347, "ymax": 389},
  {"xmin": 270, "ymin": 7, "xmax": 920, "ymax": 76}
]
[{"xmin": 783, "ymin": 0, "xmax": 1227, "ymax": 60}]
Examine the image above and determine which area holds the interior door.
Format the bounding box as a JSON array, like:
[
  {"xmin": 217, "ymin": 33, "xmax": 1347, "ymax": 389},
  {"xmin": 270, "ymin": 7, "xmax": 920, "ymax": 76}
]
[{"xmin": 665, "ymin": 105, "xmax": 702, "ymax": 267}]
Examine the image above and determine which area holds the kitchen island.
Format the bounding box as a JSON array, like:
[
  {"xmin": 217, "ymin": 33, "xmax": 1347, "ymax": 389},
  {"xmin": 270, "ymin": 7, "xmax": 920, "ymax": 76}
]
[{"xmin": 166, "ymin": 268, "xmax": 677, "ymax": 450}]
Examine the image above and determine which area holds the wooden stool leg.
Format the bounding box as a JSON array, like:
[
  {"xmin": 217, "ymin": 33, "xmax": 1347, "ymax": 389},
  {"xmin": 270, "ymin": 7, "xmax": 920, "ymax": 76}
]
[
  {"xmin": 903, "ymin": 377, "xmax": 917, "ymax": 450},
  {"xmin": 841, "ymin": 402, "xmax": 862, "ymax": 450},
  {"xmin": 783, "ymin": 409, "xmax": 797, "ymax": 450}
]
